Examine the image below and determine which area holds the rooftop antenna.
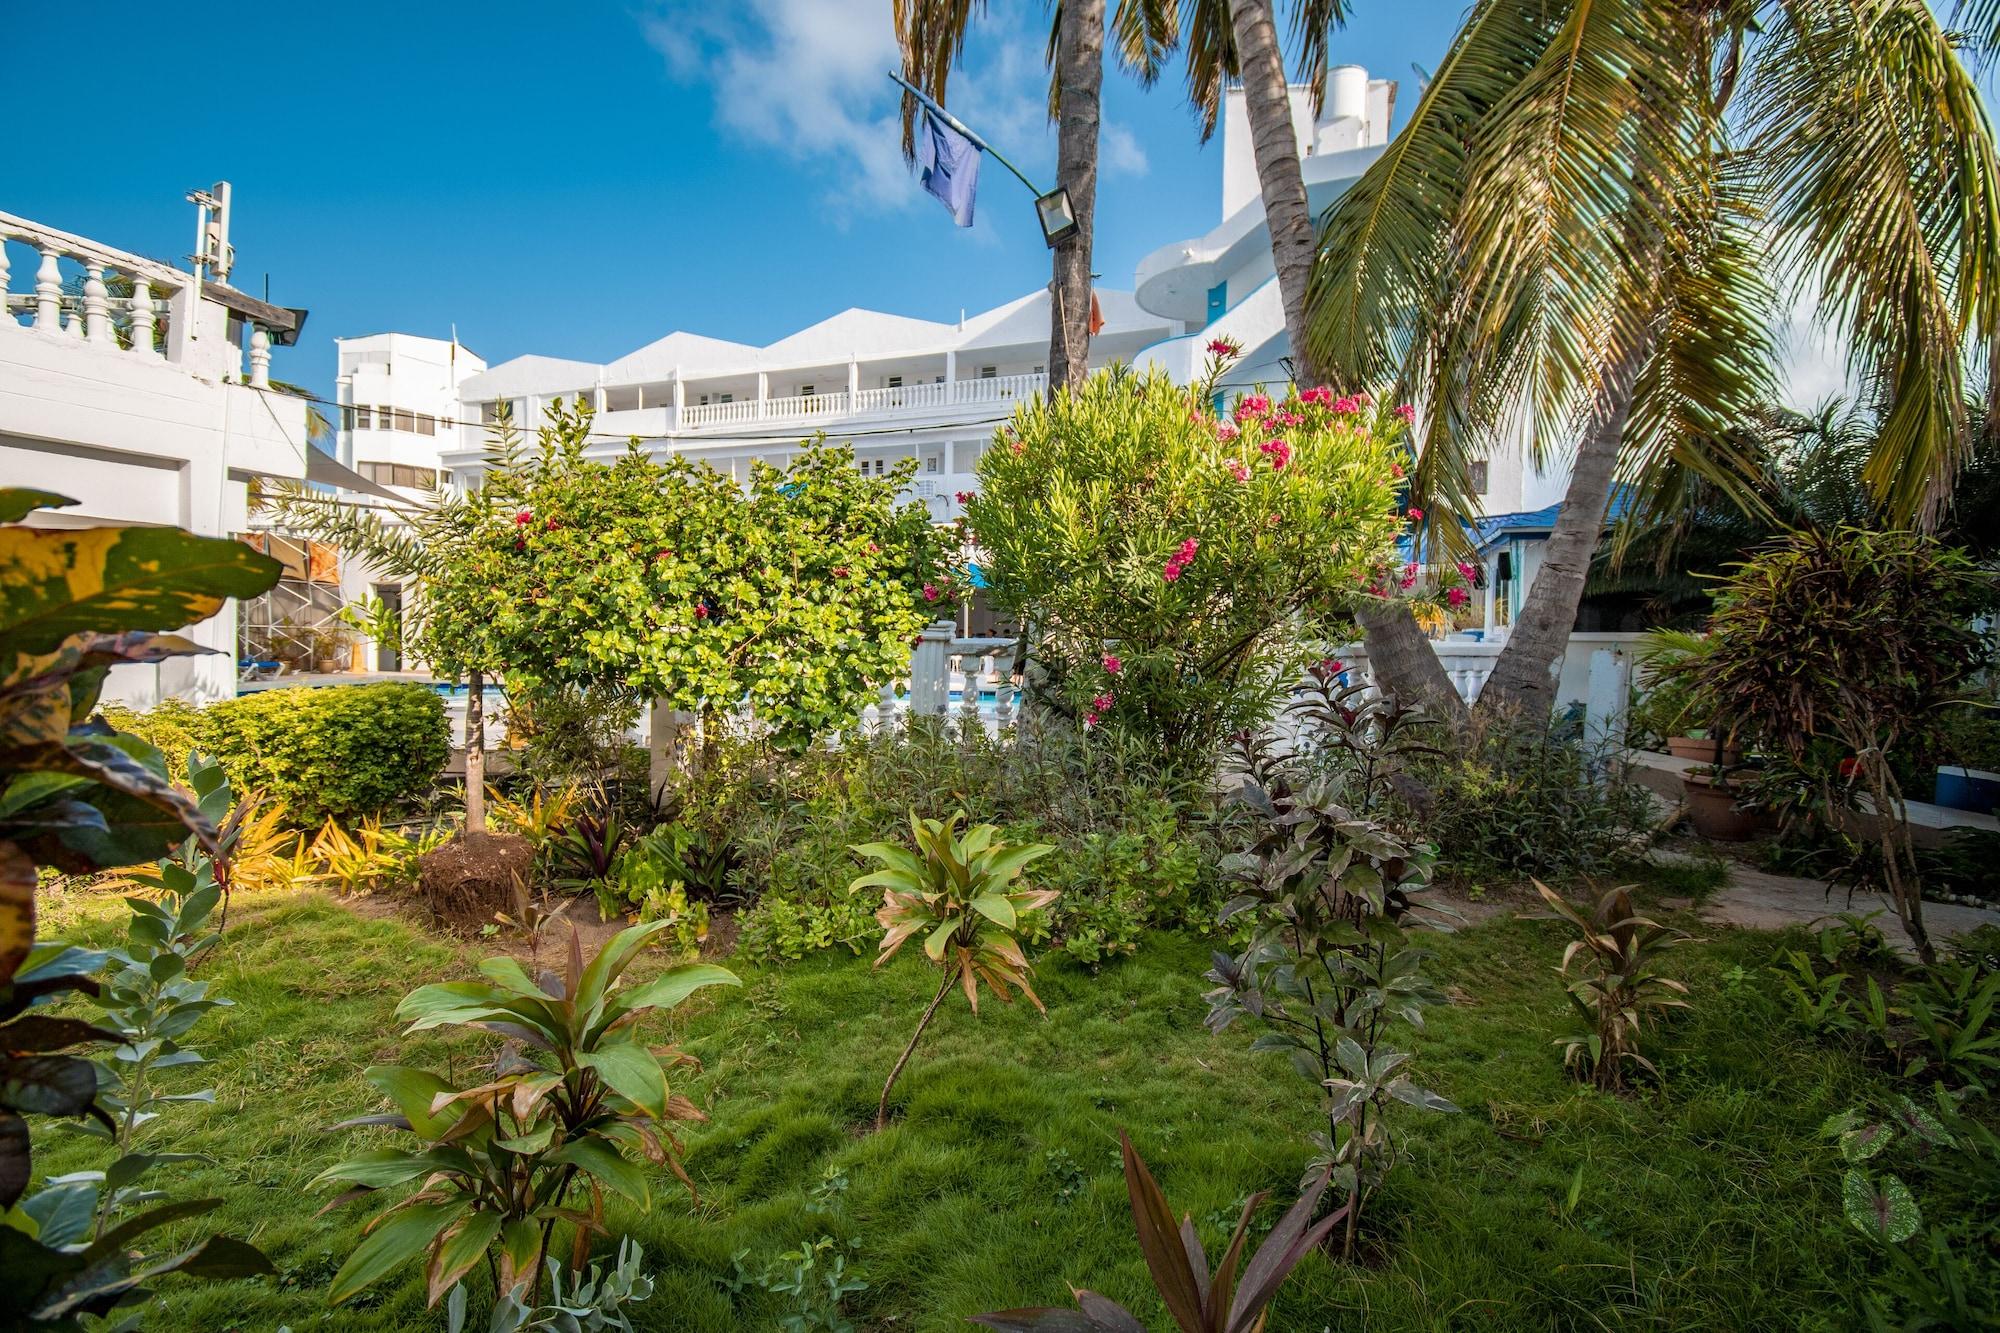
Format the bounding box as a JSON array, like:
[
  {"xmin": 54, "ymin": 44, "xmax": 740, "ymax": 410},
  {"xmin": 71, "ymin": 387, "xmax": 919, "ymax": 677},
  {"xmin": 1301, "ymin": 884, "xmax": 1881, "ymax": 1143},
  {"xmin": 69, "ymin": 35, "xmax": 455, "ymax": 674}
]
[{"xmin": 185, "ymin": 180, "xmax": 234, "ymax": 335}]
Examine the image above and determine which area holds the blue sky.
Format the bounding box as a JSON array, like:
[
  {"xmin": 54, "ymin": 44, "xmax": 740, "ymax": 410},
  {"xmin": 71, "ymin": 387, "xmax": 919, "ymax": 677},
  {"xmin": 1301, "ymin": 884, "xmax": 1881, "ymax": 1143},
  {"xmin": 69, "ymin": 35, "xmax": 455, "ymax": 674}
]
[{"xmin": 5, "ymin": 0, "xmax": 1476, "ymax": 403}]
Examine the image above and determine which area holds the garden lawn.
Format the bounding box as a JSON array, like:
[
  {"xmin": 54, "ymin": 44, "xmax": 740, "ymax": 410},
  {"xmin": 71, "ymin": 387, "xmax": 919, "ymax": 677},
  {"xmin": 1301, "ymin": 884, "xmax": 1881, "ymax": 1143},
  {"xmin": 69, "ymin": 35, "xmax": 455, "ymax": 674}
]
[{"xmin": 36, "ymin": 886, "xmax": 1892, "ymax": 1331}]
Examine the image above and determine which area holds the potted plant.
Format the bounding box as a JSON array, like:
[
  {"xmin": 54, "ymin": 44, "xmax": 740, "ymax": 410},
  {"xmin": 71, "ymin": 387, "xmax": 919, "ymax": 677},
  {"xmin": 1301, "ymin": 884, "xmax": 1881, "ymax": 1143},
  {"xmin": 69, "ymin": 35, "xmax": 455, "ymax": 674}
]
[
  {"xmin": 1637, "ymin": 630, "xmax": 1742, "ymax": 764},
  {"xmin": 308, "ymin": 622, "xmax": 352, "ymax": 673},
  {"xmin": 1680, "ymin": 763, "xmax": 1760, "ymax": 840}
]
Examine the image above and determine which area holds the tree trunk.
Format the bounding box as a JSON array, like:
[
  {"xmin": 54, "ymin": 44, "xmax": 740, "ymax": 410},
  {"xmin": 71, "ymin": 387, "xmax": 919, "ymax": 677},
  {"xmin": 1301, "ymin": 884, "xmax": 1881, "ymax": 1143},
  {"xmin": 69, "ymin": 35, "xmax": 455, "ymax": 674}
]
[
  {"xmin": 1473, "ymin": 326, "xmax": 1658, "ymax": 724},
  {"xmin": 1357, "ymin": 600, "xmax": 1467, "ymax": 723},
  {"xmin": 1048, "ymin": 0, "xmax": 1103, "ymax": 395},
  {"xmin": 878, "ymin": 970, "xmax": 956, "ymax": 1131},
  {"xmin": 1229, "ymin": 0, "xmax": 1326, "ymax": 387},
  {"xmin": 464, "ymin": 668, "xmax": 486, "ymax": 833}
]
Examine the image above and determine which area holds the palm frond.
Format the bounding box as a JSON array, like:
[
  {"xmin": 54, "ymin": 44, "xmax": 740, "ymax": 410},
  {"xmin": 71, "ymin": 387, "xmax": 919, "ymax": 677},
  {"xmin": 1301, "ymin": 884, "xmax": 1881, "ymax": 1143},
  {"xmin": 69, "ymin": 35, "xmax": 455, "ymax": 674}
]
[
  {"xmin": 1747, "ymin": 0, "xmax": 2000, "ymax": 526},
  {"xmin": 893, "ymin": 0, "xmax": 989, "ymax": 158}
]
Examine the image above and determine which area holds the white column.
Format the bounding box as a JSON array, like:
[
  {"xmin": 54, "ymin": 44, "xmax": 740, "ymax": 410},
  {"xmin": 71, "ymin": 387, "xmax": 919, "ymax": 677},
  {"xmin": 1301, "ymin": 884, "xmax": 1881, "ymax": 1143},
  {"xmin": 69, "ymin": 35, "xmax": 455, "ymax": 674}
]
[
  {"xmin": 128, "ymin": 280, "xmax": 156, "ymax": 356},
  {"xmin": 944, "ymin": 349, "xmax": 957, "ymax": 395},
  {"xmin": 847, "ymin": 357, "xmax": 860, "ymax": 405},
  {"xmin": 908, "ymin": 620, "xmax": 956, "ymax": 715},
  {"xmin": 33, "ymin": 246, "xmax": 61, "ymax": 332},
  {"xmin": 248, "ymin": 323, "xmax": 271, "ymax": 387},
  {"xmin": 0, "ymin": 244, "xmax": 9, "ymax": 325},
  {"xmin": 756, "ymin": 371, "xmax": 768, "ymax": 418},
  {"xmin": 671, "ymin": 373, "xmax": 685, "ymax": 426},
  {"xmin": 1482, "ymin": 553, "xmax": 1498, "ymax": 634},
  {"xmin": 83, "ymin": 263, "xmax": 111, "ymax": 344}
]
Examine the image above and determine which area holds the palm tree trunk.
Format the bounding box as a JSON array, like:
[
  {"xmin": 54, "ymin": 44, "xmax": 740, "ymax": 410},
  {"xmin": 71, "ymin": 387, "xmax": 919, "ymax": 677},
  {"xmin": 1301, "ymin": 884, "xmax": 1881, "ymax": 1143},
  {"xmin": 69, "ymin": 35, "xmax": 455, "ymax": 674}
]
[
  {"xmin": 1228, "ymin": 0, "xmax": 1326, "ymax": 386},
  {"xmin": 1358, "ymin": 600, "xmax": 1467, "ymax": 723},
  {"xmin": 1474, "ymin": 326, "xmax": 1657, "ymax": 723},
  {"xmin": 465, "ymin": 668, "xmax": 486, "ymax": 833},
  {"xmin": 1048, "ymin": 0, "xmax": 1104, "ymax": 394}
]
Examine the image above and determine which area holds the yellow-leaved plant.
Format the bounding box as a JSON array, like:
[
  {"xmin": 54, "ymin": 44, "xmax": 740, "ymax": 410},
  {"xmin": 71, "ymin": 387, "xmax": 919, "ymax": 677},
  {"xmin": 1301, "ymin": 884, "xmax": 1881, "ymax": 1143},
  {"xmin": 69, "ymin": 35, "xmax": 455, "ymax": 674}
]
[{"xmin": 850, "ymin": 812, "xmax": 1056, "ymax": 1130}]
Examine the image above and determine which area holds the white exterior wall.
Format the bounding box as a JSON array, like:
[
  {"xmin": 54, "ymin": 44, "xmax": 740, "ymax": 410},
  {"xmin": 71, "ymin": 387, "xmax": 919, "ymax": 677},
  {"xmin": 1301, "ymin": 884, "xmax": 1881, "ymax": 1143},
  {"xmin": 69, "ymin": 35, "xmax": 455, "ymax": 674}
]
[{"xmin": 1, "ymin": 212, "xmax": 312, "ymax": 706}]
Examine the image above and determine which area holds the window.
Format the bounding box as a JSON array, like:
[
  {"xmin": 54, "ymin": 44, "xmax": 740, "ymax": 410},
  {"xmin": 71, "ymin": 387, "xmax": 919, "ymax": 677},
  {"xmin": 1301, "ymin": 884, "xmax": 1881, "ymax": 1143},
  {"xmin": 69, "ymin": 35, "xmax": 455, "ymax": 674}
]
[
  {"xmin": 479, "ymin": 401, "xmax": 501, "ymax": 425},
  {"xmin": 887, "ymin": 375, "xmax": 903, "ymax": 389},
  {"xmin": 359, "ymin": 462, "xmax": 439, "ymax": 490},
  {"xmin": 979, "ymin": 365, "xmax": 997, "ymax": 379},
  {"xmin": 698, "ymin": 394, "xmax": 711, "ymax": 406},
  {"xmin": 1470, "ymin": 460, "xmax": 1490, "ymax": 495},
  {"xmin": 393, "ymin": 408, "xmax": 415, "ymax": 433},
  {"xmin": 352, "ymin": 406, "xmax": 371, "ymax": 429},
  {"xmin": 341, "ymin": 405, "xmax": 357, "ymax": 431},
  {"xmin": 416, "ymin": 414, "xmax": 436, "ymax": 436},
  {"xmin": 720, "ymin": 393, "xmax": 733, "ymax": 403},
  {"xmin": 1033, "ymin": 364, "xmax": 1045, "ymax": 375},
  {"xmin": 925, "ymin": 457, "xmax": 940, "ymax": 473},
  {"xmin": 799, "ymin": 384, "xmax": 816, "ymax": 398}
]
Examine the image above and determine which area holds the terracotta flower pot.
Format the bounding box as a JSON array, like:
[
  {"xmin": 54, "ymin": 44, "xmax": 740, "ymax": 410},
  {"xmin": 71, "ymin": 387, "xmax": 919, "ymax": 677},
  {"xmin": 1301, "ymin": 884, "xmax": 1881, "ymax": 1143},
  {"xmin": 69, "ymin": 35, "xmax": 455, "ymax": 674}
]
[
  {"xmin": 1682, "ymin": 770, "xmax": 1759, "ymax": 842},
  {"xmin": 1667, "ymin": 735, "xmax": 1742, "ymax": 765}
]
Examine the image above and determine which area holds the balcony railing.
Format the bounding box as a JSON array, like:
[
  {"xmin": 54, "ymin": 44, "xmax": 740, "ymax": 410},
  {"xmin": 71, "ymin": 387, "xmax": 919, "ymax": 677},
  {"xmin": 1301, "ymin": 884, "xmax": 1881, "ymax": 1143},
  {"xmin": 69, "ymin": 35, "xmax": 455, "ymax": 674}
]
[
  {"xmin": 0, "ymin": 212, "xmax": 188, "ymax": 362},
  {"xmin": 678, "ymin": 372, "xmax": 1045, "ymax": 430}
]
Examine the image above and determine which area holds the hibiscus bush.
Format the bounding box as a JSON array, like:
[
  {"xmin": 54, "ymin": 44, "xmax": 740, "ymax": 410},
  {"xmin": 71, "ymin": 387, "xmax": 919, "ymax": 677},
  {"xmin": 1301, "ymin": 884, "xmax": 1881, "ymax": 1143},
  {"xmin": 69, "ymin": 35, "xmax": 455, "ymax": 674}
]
[{"xmin": 964, "ymin": 351, "xmax": 1407, "ymax": 761}]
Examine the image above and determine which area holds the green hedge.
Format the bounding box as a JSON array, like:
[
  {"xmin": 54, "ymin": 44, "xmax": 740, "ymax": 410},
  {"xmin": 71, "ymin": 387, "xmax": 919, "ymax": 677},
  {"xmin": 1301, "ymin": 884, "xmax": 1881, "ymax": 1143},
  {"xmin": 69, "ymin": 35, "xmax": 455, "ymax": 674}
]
[{"xmin": 104, "ymin": 682, "xmax": 448, "ymax": 825}]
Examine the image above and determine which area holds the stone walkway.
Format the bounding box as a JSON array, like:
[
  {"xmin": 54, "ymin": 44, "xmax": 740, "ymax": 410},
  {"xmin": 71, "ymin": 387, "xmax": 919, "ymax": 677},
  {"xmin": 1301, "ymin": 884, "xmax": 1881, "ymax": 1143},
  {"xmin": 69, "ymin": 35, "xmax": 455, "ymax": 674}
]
[{"xmin": 1696, "ymin": 865, "xmax": 2000, "ymax": 953}]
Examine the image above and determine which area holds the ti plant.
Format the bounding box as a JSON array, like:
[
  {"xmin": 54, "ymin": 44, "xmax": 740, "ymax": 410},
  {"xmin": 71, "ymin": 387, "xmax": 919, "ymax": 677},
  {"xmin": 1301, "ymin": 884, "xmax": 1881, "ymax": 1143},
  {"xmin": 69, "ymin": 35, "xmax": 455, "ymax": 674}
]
[
  {"xmin": 1204, "ymin": 682, "xmax": 1456, "ymax": 1259},
  {"xmin": 1535, "ymin": 882, "xmax": 1693, "ymax": 1092},
  {"xmin": 849, "ymin": 812, "xmax": 1056, "ymax": 1131},
  {"xmin": 1, "ymin": 489, "xmax": 280, "ymax": 1325},
  {"xmin": 315, "ymin": 921, "xmax": 738, "ymax": 1316},
  {"xmin": 972, "ymin": 1130, "xmax": 1345, "ymax": 1332}
]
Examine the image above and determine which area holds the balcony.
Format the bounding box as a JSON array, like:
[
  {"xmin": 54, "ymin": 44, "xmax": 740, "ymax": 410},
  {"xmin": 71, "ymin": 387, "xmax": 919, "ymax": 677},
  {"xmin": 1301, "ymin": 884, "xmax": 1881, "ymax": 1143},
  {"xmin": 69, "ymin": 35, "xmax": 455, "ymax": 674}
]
[{"xmin": 676, "ymin": 372, "xmax": 1045, "ymax": 431}]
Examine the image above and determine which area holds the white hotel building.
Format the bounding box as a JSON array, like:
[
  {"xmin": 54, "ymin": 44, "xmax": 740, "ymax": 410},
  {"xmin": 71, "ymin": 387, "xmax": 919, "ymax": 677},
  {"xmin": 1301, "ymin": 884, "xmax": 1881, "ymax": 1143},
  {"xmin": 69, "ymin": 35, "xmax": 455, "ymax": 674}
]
[{"xmin": 335, "ymin": 65, "xmax": 1567, "ymax": 632}]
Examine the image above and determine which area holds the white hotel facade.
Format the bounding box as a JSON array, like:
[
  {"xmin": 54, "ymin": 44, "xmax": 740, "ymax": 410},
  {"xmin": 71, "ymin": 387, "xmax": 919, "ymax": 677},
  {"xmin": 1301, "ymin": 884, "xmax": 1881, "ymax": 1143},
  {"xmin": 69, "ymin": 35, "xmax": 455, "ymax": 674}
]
[{"xmin": 342, "ymin": 66, "xmax": 1562, "ymax": 545}]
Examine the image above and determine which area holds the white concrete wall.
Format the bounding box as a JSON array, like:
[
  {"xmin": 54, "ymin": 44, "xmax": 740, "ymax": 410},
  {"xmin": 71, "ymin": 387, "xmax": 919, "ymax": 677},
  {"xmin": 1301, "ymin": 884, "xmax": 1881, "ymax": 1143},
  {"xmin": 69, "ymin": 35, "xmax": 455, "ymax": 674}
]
[{"xmin": 0, "ymin": 287, "xmax": 311, "ymax": 706}]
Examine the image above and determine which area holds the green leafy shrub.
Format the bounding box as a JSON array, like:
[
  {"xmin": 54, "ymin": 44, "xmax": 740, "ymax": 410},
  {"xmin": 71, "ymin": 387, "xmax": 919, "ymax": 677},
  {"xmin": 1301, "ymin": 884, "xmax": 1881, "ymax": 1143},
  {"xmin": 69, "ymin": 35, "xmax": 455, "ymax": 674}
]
[
  {"xmin": 316, "ymin": 922, "xmax": 738, "ymax": 1316},
  {"xmin": 1416, "ymin": 718, "xmax": 1656, "ymax": 885},
  {"xmin": 1205, "ymin": 671, "xmax": 1456, "ymax": 1258},
  {"xmin": 106, "ymin": 681, "xmax": 448, "ymax": 826},
  {"xmin": 717, "ymin": 721, "xmax": 1229, "ymax": 964},
  {"xmin": 965, "ymin": 352, "xmax": 1405, "ymax": 763}
]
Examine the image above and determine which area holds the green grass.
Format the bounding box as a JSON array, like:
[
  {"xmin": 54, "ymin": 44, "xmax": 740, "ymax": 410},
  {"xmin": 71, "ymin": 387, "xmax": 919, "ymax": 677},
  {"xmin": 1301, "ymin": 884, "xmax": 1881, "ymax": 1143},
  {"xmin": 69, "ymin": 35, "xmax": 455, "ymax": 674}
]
[{"xmin": 33, "ymin": 888, "xmax": 1899, "ymax": 1331}]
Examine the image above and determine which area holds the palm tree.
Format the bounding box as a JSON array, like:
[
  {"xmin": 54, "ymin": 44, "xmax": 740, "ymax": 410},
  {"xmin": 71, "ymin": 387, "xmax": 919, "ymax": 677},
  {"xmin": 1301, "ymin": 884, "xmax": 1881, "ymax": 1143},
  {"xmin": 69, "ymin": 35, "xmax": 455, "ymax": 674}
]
[
  {"xmin": 898, "ymin": 0, "xmax": 1155, "ymax": 392},
  {"xmin": 1304, "ymin": 0, "xmax": 2000, "ymax": 723},
  {"xmin": 1177, "ymin": 0, "xmax": 1348, "ymax": 388}
]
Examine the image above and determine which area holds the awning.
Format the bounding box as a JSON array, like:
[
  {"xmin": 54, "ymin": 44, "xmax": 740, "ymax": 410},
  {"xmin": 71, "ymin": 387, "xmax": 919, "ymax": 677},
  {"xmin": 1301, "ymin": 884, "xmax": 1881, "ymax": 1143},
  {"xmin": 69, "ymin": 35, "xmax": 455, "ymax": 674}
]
[{"xmin": 305, "ymin": 445, "xmax": 411, "ymax": 505}]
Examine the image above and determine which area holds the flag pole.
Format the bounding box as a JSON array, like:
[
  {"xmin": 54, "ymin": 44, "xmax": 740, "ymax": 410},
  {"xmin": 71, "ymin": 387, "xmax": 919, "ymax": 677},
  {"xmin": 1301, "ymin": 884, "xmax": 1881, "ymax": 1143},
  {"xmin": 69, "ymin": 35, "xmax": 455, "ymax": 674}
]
[{"xmin": 887, "ymin": 70, "xmax": 1046, "ymax": 199}]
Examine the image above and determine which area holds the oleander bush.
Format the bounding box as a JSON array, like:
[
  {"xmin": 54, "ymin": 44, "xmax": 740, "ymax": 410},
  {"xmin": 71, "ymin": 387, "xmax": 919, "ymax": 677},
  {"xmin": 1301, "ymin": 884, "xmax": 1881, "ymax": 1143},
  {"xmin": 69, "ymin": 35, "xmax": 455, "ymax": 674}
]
[{"xmin": 105, "ymin": 681, "xmax": 449, "ymax": 825}]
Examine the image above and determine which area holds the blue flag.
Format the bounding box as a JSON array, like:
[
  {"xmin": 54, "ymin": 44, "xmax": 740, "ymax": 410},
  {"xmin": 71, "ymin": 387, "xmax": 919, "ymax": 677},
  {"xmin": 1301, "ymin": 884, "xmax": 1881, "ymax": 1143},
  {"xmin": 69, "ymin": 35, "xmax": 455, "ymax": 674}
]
[{"xmin": 916, "ymin": 107, "xmax": 980, "ymax": 227}]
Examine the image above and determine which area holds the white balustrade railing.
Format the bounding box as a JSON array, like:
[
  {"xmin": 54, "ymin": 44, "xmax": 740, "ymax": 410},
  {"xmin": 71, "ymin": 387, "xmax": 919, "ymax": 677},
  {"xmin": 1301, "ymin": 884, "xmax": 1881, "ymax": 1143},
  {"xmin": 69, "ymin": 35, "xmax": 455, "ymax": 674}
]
[
  {"xmin": 1, "ymin": 212, "xmax": 187, "ymax": 359},
  {"xmin": 2, "ymin": 210, "xmax": 287, "ymax": 386},
  {"xmin": 674, "ymin": 373, "xmax": 1047, "ymax": 432}
]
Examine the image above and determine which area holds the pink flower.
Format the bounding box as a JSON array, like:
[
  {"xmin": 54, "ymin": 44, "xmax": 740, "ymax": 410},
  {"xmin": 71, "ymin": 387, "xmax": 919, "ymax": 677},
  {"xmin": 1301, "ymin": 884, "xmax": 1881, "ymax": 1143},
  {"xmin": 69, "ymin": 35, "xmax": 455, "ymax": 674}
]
[
  {"xmin": 654, "ymin": 548, "xmax": 673, "ymax": 561},
  {"xmin": 544, "ymin": 517, "xmax": 560, "ymax": 531},
  {"xmin": 1260, "ymin": 439, "xmax": 1292, "ymax": 470},
  {"xmin": 1457, "ymin": 561, "xmax": 1477, "ymax": 581},
  {"xmin": 1266, "ymin": 512, "xmax": 1282, "ymax": 527},
  {"xmin": 1300, "ymin": 386, "xmax": 1333, "ymax": 407},
  {"xmin": 1447, "ymin": 586, "xmax": 1469, "ymax": 608},
  {"xmin": 832, "ymin": 565, "xmax": 850, "ymax": 578},
  {"xmin": 1407, "ymin": 507, "xmax": 1425, "ymax": 521},
  {"xmin": 867, "ymin": 542, "xmax": 881, "ymax": 554},
  {"xmin": 1391, "ymin": 462, "xmax": 1405, "ymax": 479},
  {"xmin": 1333, "ymin": 395, "xmax": 1362, "ymax": 415},
  {"xmin": 955, "ymin": 490, "xmax": 975, "ymax": 505},
  {"xmin": 1227, "ymin": 459, "xmax": 1251, "ymax": 482},
  {"xmin": 1010, "ymin": 440, "xmax": 1025, "ymax": 456},
  {"xmin": 922, "ymin": 583, "xmax": 941, "ymax": 601},
  {"xmin": 1320, "ymin": 657, "xmax": 1346, "ymax": 675},
  {"xmin": 1178, "ymin": 538, "xmax": 1200, "ymax": 560},
  {"xmin": 1400, "ymin": 563, "xmax": 1418, "ymax": 591},
  {"xmin": 694, "ymin": 602, "xmax": 710, "ymax": 619},
  {"xmin": 1206, "ymin": 336, "xmax": 1241, "ymax": 357},
  {"xmin": 1091, "ymin": 693, "xmax": 1115, "ymax": 713},
  {"xmin": 1102, "ymin": 653, "xmax": 1122, "ymax": 675},
  {"xmin": 1215, "ymin": 422, "xmax": 1240, "ymax": 442},
  {"xmin": 1163, "ymin": 562, "xmax": 1184, "ymax": 583},
  {"xmin": 1083, "ymin": 712, "xmax": 1099, "ymax": 729},
  {"xmin": 514, "ymin": 511, "xmax": 533, "ymax": 526},
  {"xmin": 1233, "ymin": 394, "xmax": 1271, "ymax": 425},
  {"xmin": 1276, "ymin": 411, "xmax": 1303, "ymax": 428},
  {"xmin": 1394, "ymin": 404, "xmax": 1417, "ymax": 424}
]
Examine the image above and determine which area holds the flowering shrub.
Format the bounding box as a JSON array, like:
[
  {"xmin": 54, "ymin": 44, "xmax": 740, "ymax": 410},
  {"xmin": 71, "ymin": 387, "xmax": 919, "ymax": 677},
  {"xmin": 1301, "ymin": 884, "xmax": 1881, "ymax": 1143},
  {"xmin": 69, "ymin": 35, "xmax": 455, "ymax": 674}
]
[{"xmin": 964, "ymin": 353, "xmax": 1407, "ymax": 760}]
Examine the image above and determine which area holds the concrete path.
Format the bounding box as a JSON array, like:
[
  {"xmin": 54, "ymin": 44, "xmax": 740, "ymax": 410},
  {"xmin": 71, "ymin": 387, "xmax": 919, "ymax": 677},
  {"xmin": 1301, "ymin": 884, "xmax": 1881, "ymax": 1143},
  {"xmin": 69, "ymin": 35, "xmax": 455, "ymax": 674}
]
[{"xmin": 1696, "ymin": 866, "xmax": 2000, "ymax": 953}]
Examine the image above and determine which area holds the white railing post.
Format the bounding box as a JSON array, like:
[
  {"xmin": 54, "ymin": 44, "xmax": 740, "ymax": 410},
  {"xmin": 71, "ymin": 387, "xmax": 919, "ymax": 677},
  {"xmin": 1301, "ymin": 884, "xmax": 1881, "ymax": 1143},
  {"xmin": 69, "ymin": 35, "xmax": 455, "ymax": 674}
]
[
  {"xmin": 0, "ymin": 244, "xmax": 10, "ymax": 325},
  {"xmin": 82, "ymin": 262, "xmax": 111, "ymax": 344},
  {"xmin": 33, "ymin": 245, "xmax": 61, "ymax": 332},
  {"xmin": 908, "ymin": 620, "xmax": 955, "ymax": 715},
  {"xmin": 128, "ymin": 279, "xmax": 155, "ymax": 356},
  {"xmin": 248, "ymin": 323, "xmax": 271, "ymax": 387}
]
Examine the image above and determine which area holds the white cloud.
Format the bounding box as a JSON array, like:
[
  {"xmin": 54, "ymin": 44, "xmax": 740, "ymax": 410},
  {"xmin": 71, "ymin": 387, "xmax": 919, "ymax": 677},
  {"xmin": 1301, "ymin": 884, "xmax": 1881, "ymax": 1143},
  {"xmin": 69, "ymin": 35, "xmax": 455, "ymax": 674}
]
[{"xmin": 639, "ymin": 0, "xmax": 1145, "ymax": 222}]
